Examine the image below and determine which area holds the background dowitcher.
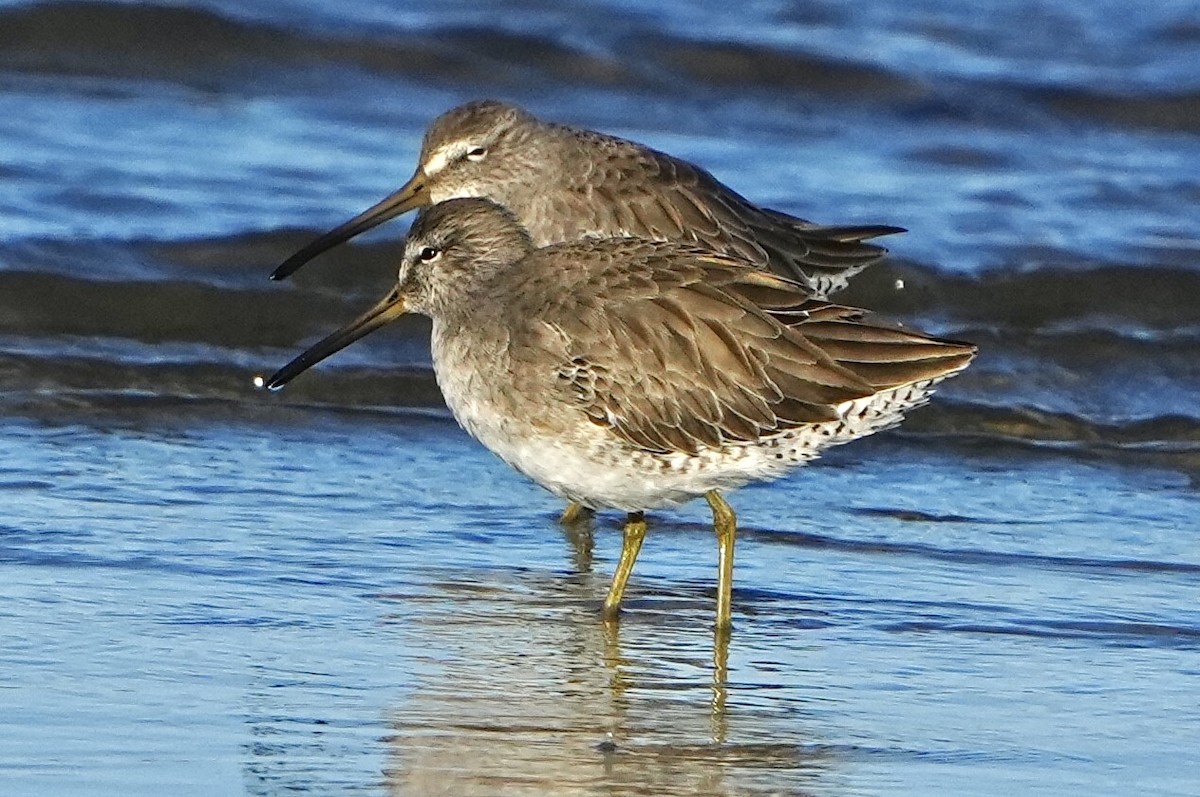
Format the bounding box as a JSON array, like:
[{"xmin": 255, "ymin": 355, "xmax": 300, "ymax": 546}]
[{"xmin": 272, "ymin": 100, "xmax": 903, "ymax": 297}]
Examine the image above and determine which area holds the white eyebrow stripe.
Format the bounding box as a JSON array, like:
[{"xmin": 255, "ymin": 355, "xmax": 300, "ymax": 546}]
[
  {"xmin": 424, "ymin": 143, "xmax": 467, "ymax": 176},
  {"xmin": 424, "ymin": 149, "xmax": 450, "ymax": 176}
]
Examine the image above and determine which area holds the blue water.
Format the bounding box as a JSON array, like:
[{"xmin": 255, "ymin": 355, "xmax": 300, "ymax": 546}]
[
  {"xmin": 3, "ymin": 416, "xmax": 1197, "ymax": 795},
  {"xmin": 2, "ymin": 0, "xmax": 1199, "ymax": 794}
]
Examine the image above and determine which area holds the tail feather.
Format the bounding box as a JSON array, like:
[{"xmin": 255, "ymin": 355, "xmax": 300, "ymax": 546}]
[{"xmin": 750, "ymin": 216, "xmax": 906, "ymax": 296}]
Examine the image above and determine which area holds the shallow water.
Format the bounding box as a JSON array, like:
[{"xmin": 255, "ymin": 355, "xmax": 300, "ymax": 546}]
[
  {"xmin": 2, "ymin": 0, "xmax": 1199, "ymax": 794},
  {"xmin": 3, "ymin": 412, "xmax": 1197, "ymax": 796}
]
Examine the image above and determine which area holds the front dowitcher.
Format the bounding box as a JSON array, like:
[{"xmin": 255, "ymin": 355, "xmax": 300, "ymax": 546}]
[
  {"xmin": 271, "ymin": 100, "xmax": 903, "ymax": 298},
  {"xmin": 264, "ymin": 198, "xmax": 975, "ymax": 630}
]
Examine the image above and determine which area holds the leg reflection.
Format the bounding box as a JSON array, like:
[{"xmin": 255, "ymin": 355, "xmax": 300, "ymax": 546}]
[
  {"xmin": 711, "ymin": 624, "xmax": 731, "ymax": 745},
  {"xmin": 602, "ymin": 616, "xmax": 630, "ymax": 703}
]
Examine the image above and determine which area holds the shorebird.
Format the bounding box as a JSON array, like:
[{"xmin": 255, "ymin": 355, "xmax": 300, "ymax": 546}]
[
  {"xmin": 263, "ymin": 198, "xmax": 974, "ymax": 630},
  {"xmin": 270, "ymin": 99, "xmax": 903, "ymax": 298}
]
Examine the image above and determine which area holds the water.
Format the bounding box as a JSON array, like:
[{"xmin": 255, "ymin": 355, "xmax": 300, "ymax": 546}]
[{"xmin": 1, "ymin": 1, "xmax": 1198, "ymax": 795}]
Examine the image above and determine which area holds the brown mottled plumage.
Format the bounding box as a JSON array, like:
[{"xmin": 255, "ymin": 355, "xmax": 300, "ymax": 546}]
[
  {"xmin": 272, "ymin": 100, "xmax": 903, "ymax": 296},
  {"xmin": 265, "ymin": 199, "xmax": 974, "ymax": 629}
]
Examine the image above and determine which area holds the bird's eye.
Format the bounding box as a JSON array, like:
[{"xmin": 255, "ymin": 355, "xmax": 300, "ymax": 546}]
[
  {"xmin": 418, "ymin": 246, "xmax": 440, "ymax": 262},
  {"xmin": 465, "ymin": 147, "xmax": 487, "ymax": 162}
]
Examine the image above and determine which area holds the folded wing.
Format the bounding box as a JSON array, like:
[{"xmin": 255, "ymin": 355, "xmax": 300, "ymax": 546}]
[{"xmin": 539, "ymin": 244, "xmax": 973, "ymax": 455}]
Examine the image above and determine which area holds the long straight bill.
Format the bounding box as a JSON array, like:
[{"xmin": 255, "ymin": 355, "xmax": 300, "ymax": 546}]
[
  {"xmin": 270, "ymin": 173, "xmax": 430, "ymax": 281},
  {"xmin": 262, "ymin": 289, "xmax": 407, "ymax": 390}
]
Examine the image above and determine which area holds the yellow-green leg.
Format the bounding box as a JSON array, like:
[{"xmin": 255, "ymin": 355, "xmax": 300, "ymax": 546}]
[
  {"xmin": 602, "ymin": 511, "xmax": 646, "ymax": 619},
  {"xmin": 558, "ymin": 501, "xmax": 592, "ymax": 525},
  {"xmin": 559, "ymin": 501, "xmax": 594, "ymax": 571},
  {"xmin": 705, "ymin": 490, "xmax": 737, "ymax": 630}
]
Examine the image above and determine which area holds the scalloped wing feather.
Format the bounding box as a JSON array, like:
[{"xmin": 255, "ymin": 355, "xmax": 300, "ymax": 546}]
[{"xmin": 536, "ymin": 243, "xmax": 973, "ymax": 456}]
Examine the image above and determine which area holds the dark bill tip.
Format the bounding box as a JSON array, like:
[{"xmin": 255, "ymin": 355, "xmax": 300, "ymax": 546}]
[
  {"xmin": 269, "ymin": 175, "xmax": 430, "ymax": 281},
  {"xmin": 259, "ymin": 289, "xmax": 408, "ymax": 390}
]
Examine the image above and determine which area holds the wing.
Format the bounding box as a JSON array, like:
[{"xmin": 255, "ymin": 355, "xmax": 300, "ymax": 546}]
[
  {"xmin": 531, "ymin": 242, "xmax": 974, "ymax": 456},
  {"xmin": 573, "ymin": 131, "xmax": 903, "ymax": 294}
]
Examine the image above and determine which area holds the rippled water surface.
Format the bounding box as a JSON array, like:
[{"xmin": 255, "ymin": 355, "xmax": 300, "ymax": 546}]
[
  {"xmin": 3, "ymin": 414, "xmax": 1197, "ymax": 796},
  {"xmin": 2, "ymin": 0, "xmax": 1198, "ymax": 794}
]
